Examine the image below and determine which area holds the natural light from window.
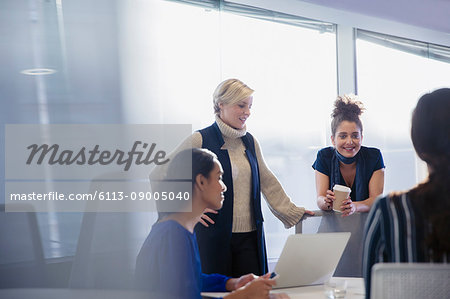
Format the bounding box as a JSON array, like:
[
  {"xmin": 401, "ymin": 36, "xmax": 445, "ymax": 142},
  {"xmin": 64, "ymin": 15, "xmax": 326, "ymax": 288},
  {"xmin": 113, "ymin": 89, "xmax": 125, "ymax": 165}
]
[
  {"xmin": 356, "ymin": 39, "xmax": 450, "ymax": 194},
  {"xmin": 121, "ymin": 0, "xmax": 337, "ymax": 259}
]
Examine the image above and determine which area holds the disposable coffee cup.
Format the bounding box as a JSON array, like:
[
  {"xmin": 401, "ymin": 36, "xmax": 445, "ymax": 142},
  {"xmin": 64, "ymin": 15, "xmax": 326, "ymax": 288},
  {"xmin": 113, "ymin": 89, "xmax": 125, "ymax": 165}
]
[{"xmin": 332, "ymin": 184, "xmax": 351, "ymax": 212}]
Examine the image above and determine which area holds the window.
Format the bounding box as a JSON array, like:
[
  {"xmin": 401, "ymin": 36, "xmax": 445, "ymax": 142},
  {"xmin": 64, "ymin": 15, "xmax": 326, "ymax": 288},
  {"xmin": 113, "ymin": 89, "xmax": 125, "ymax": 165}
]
[
  {"xmin": 220, "ymin": 7, "xmax": 336, "ymax": 259},
  {"xmin": 356, "ymin": 30, "xmax": 450, "ymax": 193},
  {"xmin": 120, "ymin": 0, "xmax": 337, "ymax": 258},
  {"xmin": 13, "ymin": 0, "xmax": 449, "ymax": 264}
]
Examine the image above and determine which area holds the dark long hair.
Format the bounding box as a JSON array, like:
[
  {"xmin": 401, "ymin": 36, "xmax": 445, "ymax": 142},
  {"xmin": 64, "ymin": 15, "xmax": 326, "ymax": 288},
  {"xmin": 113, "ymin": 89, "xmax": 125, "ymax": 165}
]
[
  {"xmin": 409, "ymin": 88, "xmax": 450, "ymax": 261},
  {"xmin": 156, "ymin": 148, "xmax": 218, "ymax": 222}
]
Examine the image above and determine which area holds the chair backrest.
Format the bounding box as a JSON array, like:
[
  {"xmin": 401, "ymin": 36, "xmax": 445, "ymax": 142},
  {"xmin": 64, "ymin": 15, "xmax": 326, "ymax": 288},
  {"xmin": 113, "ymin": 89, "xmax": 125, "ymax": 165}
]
[
  {"xmin": 69, "ymin": 175, "xmax": 157, "ymax": 290},
  {"xmin": 296, "ymin": 210, "xmax": 368, "ymax": 277},
  {"xmin": 371, "ymin": 263, "xmax": 450, "ymax": 299},
  {"xmin": 0, "ymin": 203, "xmax": 47, "ymax": 288},
  {"xmin": 69, "ymin": 212, "xmax": 136, "ymax": 289}
]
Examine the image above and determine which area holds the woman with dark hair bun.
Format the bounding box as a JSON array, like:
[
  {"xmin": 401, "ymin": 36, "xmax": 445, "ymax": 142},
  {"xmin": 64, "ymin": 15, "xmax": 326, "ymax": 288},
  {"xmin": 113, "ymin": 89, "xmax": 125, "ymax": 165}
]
[
  {"xmin": 362, "ymin": 88, "xmax": 450, "ymax": 298},
  {"xmin": 312, "ymin": 95, "xmax": 385, "ymax": 216},
  {"xmin": 136, "ymin": 148, "xmax": 285, "ymax": 299}
]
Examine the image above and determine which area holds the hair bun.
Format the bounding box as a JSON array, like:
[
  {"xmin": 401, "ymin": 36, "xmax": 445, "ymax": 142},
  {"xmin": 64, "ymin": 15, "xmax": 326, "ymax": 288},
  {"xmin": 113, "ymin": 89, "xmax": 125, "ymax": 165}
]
[{"xmin": 332, "ymin": 94, "xmax": 365, "ymax": 118}]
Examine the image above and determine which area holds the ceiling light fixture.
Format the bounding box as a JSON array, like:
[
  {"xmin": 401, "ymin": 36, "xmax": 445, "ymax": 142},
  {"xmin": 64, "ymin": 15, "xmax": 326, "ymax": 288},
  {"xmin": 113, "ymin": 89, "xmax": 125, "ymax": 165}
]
[{"xmin": 20, "ymin": 68, "xmax": 57, "ymax": 75}]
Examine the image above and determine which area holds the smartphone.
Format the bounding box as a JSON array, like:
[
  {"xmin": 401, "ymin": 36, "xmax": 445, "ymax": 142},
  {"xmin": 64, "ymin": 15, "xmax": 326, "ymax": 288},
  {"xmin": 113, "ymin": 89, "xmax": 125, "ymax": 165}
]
[{"xmin": 269, "ymin": 272, "xmax": 279, "ymax": 280}]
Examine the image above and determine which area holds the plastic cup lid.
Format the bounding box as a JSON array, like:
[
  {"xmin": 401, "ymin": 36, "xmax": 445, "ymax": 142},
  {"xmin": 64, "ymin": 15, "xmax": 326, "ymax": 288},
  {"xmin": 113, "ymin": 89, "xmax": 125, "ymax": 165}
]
[{"xmin": 333, "ymin": 184, "xmax": 351, "ymax": 192}]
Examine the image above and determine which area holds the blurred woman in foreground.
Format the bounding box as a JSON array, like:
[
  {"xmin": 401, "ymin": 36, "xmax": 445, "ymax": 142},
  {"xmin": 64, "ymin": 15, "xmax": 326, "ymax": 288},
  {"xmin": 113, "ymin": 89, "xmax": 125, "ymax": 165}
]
[{"xmin": 363, "ymin": 88, "xmax": 450, "ymax": 298}]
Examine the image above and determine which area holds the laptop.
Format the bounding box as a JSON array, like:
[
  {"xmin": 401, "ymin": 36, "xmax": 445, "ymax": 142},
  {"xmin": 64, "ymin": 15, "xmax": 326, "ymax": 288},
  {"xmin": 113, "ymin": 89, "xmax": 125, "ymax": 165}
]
[{"xmin": 273, "ymin": 232, "xmax": 351, "ymax": 289}]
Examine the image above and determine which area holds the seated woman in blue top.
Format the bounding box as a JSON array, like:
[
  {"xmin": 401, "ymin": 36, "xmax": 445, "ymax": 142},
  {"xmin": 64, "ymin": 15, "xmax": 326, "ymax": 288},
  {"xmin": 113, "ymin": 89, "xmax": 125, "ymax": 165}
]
[
  {"xmin": 135, "ymin": 148, "xmax": 284, "ymax": 299},
  {"xmin": 312, "ymin": 95, "xmax": 385, "ymax": 216},
  {"xmin": 363, "ymin": 89, "xmax": 450, "ymax": 298}
]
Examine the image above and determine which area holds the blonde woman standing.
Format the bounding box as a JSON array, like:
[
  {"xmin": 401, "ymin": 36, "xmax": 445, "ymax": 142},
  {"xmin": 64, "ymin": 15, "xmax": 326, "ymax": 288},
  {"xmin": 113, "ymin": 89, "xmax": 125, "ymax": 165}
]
[{"xmin": 169, "ymin": 79, "xmax": 313, "ymax": 277}]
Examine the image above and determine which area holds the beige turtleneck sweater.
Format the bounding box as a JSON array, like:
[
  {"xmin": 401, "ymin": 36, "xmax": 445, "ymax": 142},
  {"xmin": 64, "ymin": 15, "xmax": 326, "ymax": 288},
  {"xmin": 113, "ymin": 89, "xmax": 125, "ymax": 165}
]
[{"xmin": 151, "ymin": 115, "xmax": 305, "ymax": 232}]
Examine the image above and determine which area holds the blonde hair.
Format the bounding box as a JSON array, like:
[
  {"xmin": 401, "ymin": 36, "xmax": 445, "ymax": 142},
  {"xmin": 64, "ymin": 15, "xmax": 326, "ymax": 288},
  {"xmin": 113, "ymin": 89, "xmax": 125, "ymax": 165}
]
[{"xmin": 213, "ymin": 79, "xmax": 254, "ymax": 115}]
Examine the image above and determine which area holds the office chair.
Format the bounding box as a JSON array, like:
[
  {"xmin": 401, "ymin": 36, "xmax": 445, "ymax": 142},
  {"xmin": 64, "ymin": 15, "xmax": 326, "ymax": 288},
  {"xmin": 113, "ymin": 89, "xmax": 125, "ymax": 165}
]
[
  {"xmin": 69, "ymin": 176, "xmax": 156, "ymax": 290},
  {"xmin": 69, "ymin": 211, "xmax": 137, "ymax": 289},
  {"xmin": 371, "ymin": 263, "xmax": 450, "ymax": 299},
  {"xmin": 0, "ymin": 203, "xmax": 47, "ymax": 288}
]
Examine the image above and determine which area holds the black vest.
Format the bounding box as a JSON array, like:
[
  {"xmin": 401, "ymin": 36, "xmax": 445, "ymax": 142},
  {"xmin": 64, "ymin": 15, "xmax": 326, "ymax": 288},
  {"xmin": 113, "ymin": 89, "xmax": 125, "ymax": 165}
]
[{"xmin": 194, "ymin": 122, "xmax": 267, "ymax": 276}]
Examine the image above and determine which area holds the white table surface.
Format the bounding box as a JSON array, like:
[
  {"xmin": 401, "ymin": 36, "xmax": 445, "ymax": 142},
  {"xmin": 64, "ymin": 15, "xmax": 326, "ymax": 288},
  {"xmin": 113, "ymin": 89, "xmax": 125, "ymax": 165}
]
[
  {"xmin": 202, "ymin": 277, "xmax": 365, "ymax": 299},
  {"xmin": 0, "ymin": 288, "xmax": 149, "ymax": 299}
]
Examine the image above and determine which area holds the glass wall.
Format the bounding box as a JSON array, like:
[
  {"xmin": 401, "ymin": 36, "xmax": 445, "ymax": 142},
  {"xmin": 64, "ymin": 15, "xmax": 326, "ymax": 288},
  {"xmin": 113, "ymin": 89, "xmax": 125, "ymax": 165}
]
[
  {"xmin": 3, "ymin": 0, "xmax": 450, "ymax": 266},
  {"xmin": 119, "ymin": 0, "xmax": 337, "ymax": 258}
]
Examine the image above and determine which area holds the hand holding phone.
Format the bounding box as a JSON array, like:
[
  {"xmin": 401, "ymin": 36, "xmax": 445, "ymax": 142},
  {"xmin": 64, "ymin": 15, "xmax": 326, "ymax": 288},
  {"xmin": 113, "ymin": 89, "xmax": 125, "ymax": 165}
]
[{"xmin": 269, "ymin": 272, "xmax": 279, "ymax": 280}]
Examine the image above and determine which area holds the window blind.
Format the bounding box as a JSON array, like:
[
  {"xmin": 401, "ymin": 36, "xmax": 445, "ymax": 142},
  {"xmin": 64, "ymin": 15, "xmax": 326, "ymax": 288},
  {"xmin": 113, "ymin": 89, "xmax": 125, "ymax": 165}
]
[
  {"xmin": 357, "ymin": 29, "xmax": 450, "ymax": 64},
  {"xmin": 166, "ymin": 0, "xmax": 335, "ymax": 33}
]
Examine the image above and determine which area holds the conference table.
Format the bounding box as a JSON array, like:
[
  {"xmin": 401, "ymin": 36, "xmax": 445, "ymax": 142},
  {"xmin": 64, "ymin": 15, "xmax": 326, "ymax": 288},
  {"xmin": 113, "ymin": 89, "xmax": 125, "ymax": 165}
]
[
  {"xmin": 202, "ymin": 277, "xmax": 365, "ymax": 298},
  {"xmin": 0, "ymin": 277, "xmax": 364, "ymax": 299},
  {"xmin": 0, "ymin": 289, "xmax": 149, "ymax": 299}
]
